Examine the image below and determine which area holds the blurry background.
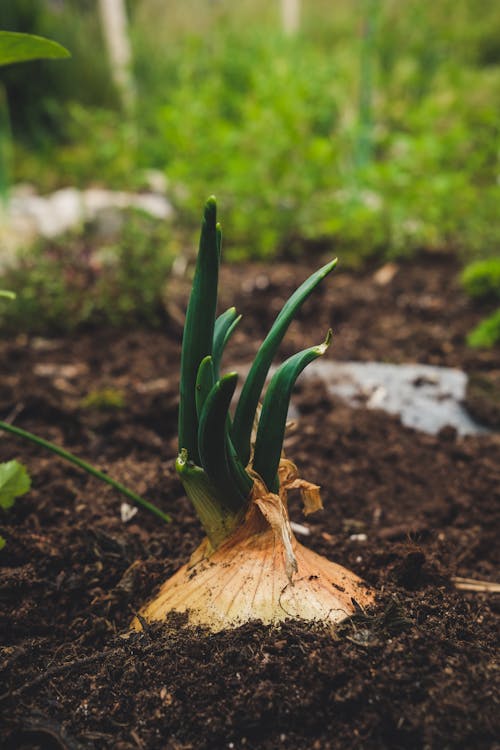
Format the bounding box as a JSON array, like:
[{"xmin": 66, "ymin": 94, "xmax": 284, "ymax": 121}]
[{"xmin": 0, "ymin": 0, "xmax": 499, "ymax": 336}]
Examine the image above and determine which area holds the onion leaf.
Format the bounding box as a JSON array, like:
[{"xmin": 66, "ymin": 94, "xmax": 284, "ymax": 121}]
[
  {"xmin": 253, "ymin": 330, "xmax": 332, "ymax": 490},
  {"xmin": 195, "ymin": 356, "xmax": 215, "ymax": 419},
  {"xmin": 178, "ymin": 197, "xmax": 219, "ymax": 463},
  {"xmin": 198, "ymin": 373, "xmax": 246, "ymax": 512},
  {"xmin": 232, "ymin": 259, "xmax": 337, "ymax": 465},
  {"xmin": 213, "ymin": 307, "xmax": 242, "ymax": 379}
]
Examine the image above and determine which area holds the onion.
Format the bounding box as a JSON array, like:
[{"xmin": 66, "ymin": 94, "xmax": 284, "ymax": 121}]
[{"xmin": 133, "ymin": 461, "xmax": 373, "ymax": 632}]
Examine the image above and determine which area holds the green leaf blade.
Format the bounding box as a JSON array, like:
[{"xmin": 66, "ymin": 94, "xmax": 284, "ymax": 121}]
[
  {"xmin": 0, "ymin": 460, "xmax": 31, "ymax": 509},
  {"xmin": 232, "ymin": 259, "xmax": 337, "ymax": 465},
  {"xmin": 253, "ymin": 330, "xmax": 332, "ymax": 490},
  {"xmin": 178, "ymin": 197, "xmax": 219, "ymax": 463},
  {"xmin": 212, "ymin": 307, "xmax": 241, "ymax": 379},
  {"xmin": 0, "ymin": 31, "xmax": 70, "ymax": 67},
  {"xmin": 198, "ymin": 373, "xmax": 247, "ymax": 513},
  {"xmin": 0, "ymin": 420, "xmax": 170, "ymax": 523},
  {"xmin": 195, "ymin": 356, "xmax": 215, "ymax": 419}
]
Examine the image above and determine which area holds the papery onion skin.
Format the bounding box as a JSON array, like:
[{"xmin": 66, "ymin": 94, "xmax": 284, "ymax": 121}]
[{"xmin": 133, "ymin": 504, "xmax": 374, "ymax": 632}]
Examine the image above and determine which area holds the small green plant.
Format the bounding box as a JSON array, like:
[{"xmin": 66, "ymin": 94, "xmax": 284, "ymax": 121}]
[
  {"xmin": 461, "ymin": 258, "xmax": 500, "ymax": 302},
  {"xmin": 0, "ymin": 459, "xmax": 31, "ymax": 549},
  {"xmin": 134, "ymin": 198, "xmax": 373, "ymax": 632},
  {"xmin": 467, "ymin": 309, "xmax": 500, "ymax": 349},
  {"xmin": 0, "ymin": 210, "xmax": 175, "ymax": 333},
  {"xmin": 461, "ymin": 257, "xmax": 500, "ymax": 349}
]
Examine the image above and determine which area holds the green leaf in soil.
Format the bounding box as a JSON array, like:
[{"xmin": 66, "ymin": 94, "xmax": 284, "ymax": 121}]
[{"xmin": 0, "ymin": 459, "xmax": 31, "ymax": 509}]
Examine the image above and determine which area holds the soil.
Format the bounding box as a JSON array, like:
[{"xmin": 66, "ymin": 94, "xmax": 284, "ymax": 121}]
[{"xmin": 0, "ymin": 253, "xmax": 499, "ymax": 749}]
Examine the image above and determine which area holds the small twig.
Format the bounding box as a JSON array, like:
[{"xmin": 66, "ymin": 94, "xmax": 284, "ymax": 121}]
[
  {"xmin": 130, "ymin": 729, "xmax": 145, "ymax": 750},
  {"xmin": 452, "ymin": 576, "xmax": 500, "ymax": 593}
]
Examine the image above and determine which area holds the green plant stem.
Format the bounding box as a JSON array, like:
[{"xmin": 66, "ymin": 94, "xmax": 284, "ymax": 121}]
[
  {"xmin": 176, "ymin": 449, "xmax": 240, "ymax": 547},
  {"xmin": 0, "ymin": 420, "xmax": 170, "ymax": 523}
]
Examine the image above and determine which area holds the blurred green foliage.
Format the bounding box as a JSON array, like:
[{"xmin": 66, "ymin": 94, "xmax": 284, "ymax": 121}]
[
  {"xmin": 81, "ymin": 387, "xmax": 127, "ymax": 411},
  {"xmin": 466, "ymin": 310, "xmax": 500, "ymax": 349},
  {"xmin": 0, "ymin": 0, "xmax": 117, "ymax": 143},
  {"xmin": 0, "ymin": 210, "xmax": 175, "ymax": 332},
  {"xmin": 3, "ymin": 0, "xmax": 500, "ymax": 263},
  {"xmin": 461, "ymin": 257, "xmax": 500, "ymax": 349},
  {"xmin": 461, "ymin": 258, "xmax": 500, "ymax": 302}
]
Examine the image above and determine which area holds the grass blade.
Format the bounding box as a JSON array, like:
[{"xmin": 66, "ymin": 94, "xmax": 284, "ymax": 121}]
[
  {"xmin": 0, "ymin": 420, "xmax": 170, "ymax": 523},
  {"xmin": 178, "ymin": 196, "xmax": 219, "ymax": 463},
  {"xmin": 253, "ymin": 330, "xmax": 332, "ymax": 490},
  {"xmin": 232, "ymin": 259, "xmax": 337, "ymax": 464}
]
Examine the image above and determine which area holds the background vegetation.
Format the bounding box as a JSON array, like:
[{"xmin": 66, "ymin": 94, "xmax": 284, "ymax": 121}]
[{"xmin": 0, "ymin": 0, "xmax": 499, "ymax": 336}]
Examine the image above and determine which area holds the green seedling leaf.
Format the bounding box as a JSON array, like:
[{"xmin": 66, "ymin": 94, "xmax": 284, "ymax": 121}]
[
  {"xmin": 232, "ymin": 259, "xmax": 337, "ymax": 465},
  {"xmin": 253, "ymin": 330, "xmax": 332, "ymax": 490},
  {"xmin": 213, "ymin": 307, "xmax": 242, "ymax": 379},
  {"xmin": 198, "ymin": 373, "xmax": 246, "ymax": 513},
  {"xmin": 0, "ymin": 290, "xmax": 16, "ymax": 300},
  {"xmin": 0, "ymin": 31, "xmax": 70, "ymax": 67},
  {"xmin": 0, "ymin": 459, "xmax": 31, "ymax": 509},
  {"xmin": 178, "ymin": 197, "xmax": 219, "ymax": 463}
]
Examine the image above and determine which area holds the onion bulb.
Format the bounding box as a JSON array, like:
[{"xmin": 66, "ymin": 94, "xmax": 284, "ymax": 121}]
[{"xmin": 133, "ymin": 461, "xmax": 373, "ymax": 632}]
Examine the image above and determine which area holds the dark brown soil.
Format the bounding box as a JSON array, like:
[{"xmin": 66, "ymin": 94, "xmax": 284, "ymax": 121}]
[{"xmin": 1, "ymin": 254, "xmax": 499, "ymax": 749}]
